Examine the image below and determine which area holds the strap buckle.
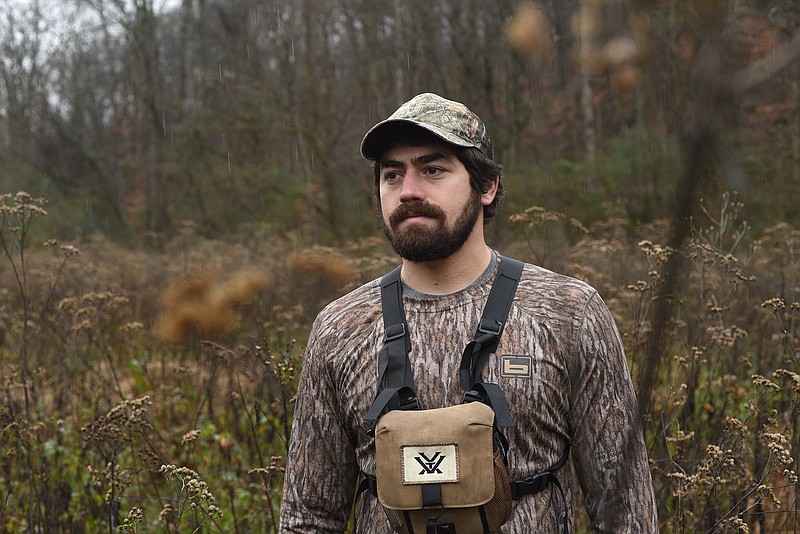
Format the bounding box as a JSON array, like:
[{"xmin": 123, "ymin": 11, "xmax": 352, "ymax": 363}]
[
  {"xmin": 385, "ymin": 323, "xmax": 406, "ymax": 341},
  {"xmin": 398, "ymin": 395, "xmax": 419, "ymax": 411},
  {"xmin": 462, "ymin": 389, "xmax": 484, "ymax": 404},
  {"xmin": 511, "ymin": 471, "xmax": 553, "ymax": 499},
  {"xmin": 477, "ymin": 318, "xmax": 502, "ymax": 336}
]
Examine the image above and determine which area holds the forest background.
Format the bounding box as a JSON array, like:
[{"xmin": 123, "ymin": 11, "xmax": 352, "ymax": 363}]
[{"xmin": 1, "ymin": 0, "xmax": 799, "ymax": 532}]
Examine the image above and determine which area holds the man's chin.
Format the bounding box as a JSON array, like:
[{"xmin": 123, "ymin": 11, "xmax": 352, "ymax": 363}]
[
  {"xmin": 391, "ymin": 227, "xmax": 438, "ymax": 245},
  {"xmin": 390, "ymin": 236, "xmax": 458, "ymax": 263}
]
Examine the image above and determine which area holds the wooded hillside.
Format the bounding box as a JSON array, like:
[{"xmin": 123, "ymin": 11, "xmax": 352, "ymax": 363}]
[{"xmin": 1, "ymin": 0, "xmax": 798, "ymax": 244}]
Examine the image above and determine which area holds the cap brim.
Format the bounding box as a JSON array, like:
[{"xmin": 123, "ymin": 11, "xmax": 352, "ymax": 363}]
[{"xmin": 360, "ymin": 119, "xmax": 476, "ymax": 160}]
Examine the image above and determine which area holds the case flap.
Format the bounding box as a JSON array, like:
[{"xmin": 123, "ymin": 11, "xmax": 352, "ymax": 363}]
[{"xmin": 375, "ymin": 402, "xmax": 496, "ymax": 510}]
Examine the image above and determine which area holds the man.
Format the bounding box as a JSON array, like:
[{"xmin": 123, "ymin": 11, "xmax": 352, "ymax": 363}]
[{"xmin": 279, "ymin": 93, "xmax": 657, "ymax": 532}]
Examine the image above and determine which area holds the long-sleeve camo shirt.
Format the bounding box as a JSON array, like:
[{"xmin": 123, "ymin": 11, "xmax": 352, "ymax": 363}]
[{"xmin": 279, "ymin": 255, "xmax": 657, "ymax": 533}]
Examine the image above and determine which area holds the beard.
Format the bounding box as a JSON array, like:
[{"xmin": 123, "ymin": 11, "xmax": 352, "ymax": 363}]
[{"xmin": 381, "ymin": 192, "xmax": 481, "ymax": 263}]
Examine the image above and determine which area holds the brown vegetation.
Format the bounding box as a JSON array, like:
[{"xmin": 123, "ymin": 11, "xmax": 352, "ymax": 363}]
[
  {"xmin": 155, "ymin": 269, "xmax": 273, "ymax": 343},
  {"xmin": 1, "ymin": 189, "xmax": 798, "ymax": 532}
]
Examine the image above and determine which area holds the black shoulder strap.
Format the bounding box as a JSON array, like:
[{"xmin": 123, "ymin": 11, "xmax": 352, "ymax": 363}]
[
  {"xmin": 365, "ymin": 256, "xmax": 524, "ymax": 435},
  {"xmin": 364, "ymin": 266, "xmax": 418, "ymax": 436},
  {"xmin": 459, "ymin": 256, "xmax": 524, "ymax": 427},
  {"xmin": 376, "ymin": 266, "xmax": 414, "ymax": 391}
]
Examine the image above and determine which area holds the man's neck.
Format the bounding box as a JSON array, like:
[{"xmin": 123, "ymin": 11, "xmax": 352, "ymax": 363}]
[{"xmin": 400, "ymin": 241, "xmax": 493, "ymax": 295}]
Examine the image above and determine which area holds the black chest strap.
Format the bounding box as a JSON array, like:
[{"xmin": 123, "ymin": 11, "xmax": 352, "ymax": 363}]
[{"xmin": 364, "ymin": 256, "xmax": 524, "ymax": 436}]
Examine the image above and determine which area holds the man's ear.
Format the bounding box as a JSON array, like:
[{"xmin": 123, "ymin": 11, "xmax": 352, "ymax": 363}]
[{"xmin": 480, "ymin": 176, "xmax": 500, "ymax": 206}]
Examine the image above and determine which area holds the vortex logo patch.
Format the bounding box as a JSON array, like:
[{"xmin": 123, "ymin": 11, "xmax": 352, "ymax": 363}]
[{"xmin": 401, "ymin": 444, "xmax": 459, "ymax": 484}]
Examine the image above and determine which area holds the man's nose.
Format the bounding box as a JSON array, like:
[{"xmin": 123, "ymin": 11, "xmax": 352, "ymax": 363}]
[{"xmin": 399, "ymin": 171, "xmax": 425, "ymax": 202}]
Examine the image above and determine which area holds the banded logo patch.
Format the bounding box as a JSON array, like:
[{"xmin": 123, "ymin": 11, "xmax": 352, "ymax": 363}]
[
  {"xmin": 500, "ymin": 355, "xmax": 532, "ymax": 378},
  {"xmin": 401, "ymin": 444, "xmax": 459, "ymax": 484}
]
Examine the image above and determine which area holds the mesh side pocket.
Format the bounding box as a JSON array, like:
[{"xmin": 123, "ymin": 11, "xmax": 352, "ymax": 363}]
[
  {"xmin": 382, "ymin": 508, "xmax": 407, "ymax": 533},
  {"xmin": 484, "ymin": 450, "xmax": 513, "ymax": 532}
]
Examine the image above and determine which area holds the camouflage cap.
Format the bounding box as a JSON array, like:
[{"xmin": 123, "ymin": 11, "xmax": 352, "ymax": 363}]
[{"xmin": 360, "ymin": 93, "xmax": 493, "ymax": 161}]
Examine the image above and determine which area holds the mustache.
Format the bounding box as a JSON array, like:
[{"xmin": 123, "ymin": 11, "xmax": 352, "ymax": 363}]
[{"xmin": 388, "ymin": 201, "xmax": 446, "ymax": 228}]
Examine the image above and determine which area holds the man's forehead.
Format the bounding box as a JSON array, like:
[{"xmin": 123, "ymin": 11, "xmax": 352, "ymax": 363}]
[{"xmin": 379, "ymin": 142, "xmax": 457, "ymax": 165}]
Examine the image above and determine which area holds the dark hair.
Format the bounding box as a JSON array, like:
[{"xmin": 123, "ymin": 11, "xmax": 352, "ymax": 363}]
[{"xmin": 371, "ymin": 128, "xmax": 504, "ymax": 223}]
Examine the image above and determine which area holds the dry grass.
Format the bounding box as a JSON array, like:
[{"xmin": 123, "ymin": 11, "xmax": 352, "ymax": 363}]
[
  {"xmin": 1, "ymin": 191, "xmax": 798, "ymax": 532},
  {"xmin": 155, "ymin": 268, "xmax": 273, "ymax": 343}
]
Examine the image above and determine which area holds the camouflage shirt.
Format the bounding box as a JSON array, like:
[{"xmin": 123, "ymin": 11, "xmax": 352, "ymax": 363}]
[{"xmin": 279, "ymin": 255, "xmax": 657, "ymax": 533}]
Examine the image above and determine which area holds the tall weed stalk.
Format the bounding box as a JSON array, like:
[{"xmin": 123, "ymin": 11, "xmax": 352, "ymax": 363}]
[{"xmin": 625, "ymin": 194, "xmax": 799, "ymax": 532}]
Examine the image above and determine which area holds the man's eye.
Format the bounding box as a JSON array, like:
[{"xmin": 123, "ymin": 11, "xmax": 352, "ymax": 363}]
[
  {"xmin": 424, "ymin": 167, "xmax": 443, "ymax": 176},
  {"xmin": 383, "ymin": 171, "xmax": 401, "ymax": 181}
]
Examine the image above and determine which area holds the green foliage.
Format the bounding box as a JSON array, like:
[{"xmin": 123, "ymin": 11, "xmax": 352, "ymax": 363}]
[{"xmin": 500, "ymin": 133, "xmax": 682, "ymax": 240}]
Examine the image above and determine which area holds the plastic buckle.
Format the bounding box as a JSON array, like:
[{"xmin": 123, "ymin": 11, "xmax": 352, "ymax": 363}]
[
  {"xmin": 398, "ymin": 395, "xmax": 419, "ymax": 411},
  {"xmin": 462, "ymin": 389, "xmax": 484, "ymax": 404},
  {"xmin": 512, "ymin": 472, "xmax": 550, "ymax": 499},
  {"xmin": 363, "ymin": 420, "xmax": 377, "ymax": 438},
  {"xmin": 385, "ymin": 323, "xmax": 406, "ymax": 341},
  {"xmin": 478, "ymin": 318, "xmax": 502, "ymax": 336}
]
